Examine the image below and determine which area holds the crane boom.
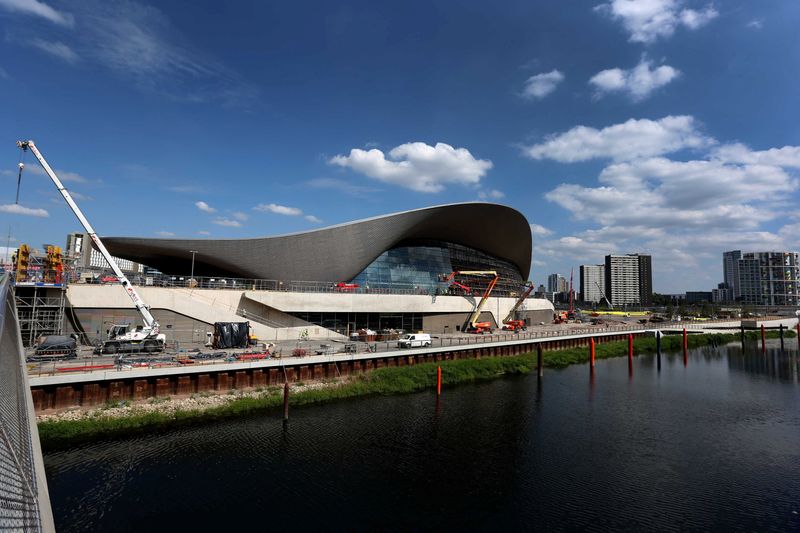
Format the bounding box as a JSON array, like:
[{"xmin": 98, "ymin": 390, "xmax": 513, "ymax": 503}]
[
  {"xmin": 503, "ymin": 282, "xmax": 534, "ymax": 324},
  {"xmin": 466, "ymin": 274, "xmax": 499, "ymax": 328},
  {"xmin": 16, "ymin": 140, "xmax": 159, "ymax": 332}
]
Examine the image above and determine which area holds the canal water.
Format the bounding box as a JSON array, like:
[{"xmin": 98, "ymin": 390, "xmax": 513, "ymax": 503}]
[{"xmin": 44, "ymin": 341, "xmax": 800, "ymax": 532}]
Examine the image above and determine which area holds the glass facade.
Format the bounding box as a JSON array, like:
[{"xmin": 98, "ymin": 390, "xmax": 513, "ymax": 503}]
[{"xmin": 349, "ymin": 240, "xmax": 524, "ymax": 296}]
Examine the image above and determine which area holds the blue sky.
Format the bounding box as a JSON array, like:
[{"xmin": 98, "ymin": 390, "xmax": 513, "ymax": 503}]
[{"xmin": 1, "ymin": 0, "xmax": 799, "ymax": 292}]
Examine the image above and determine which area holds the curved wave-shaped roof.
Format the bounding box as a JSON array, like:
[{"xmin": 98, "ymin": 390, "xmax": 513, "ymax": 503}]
[{"xmin": 104, "ymin": 203, "xmax": 532, "ymax": 281}]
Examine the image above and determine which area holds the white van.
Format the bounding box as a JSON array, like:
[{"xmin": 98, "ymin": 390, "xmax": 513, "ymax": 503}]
[{"xmin": 397, "ymin": 333, "xmax": 432, "ymax": 348}]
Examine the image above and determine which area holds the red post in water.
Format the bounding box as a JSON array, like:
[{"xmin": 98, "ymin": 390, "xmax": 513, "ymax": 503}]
[
  {"xmin": 627, "ymin": 334, "xmax": 633, "ymax": 375},
  {"xmin": 761, "ymin": 324, "xmax": 766, "ymax": 352},
  {"xmin": 590, "ymin": 338, "xmax": 596, "ymax": 369},
  {"xmin": 683, "ymin": 328, "xmax": 688, "ymax": 366},
  {"xmin": 437, "ymin": 366, "xmax": 442, "ymax": 395}
]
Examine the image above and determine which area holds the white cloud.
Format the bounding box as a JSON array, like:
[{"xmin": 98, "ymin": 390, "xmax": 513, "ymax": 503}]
[
  {"xmin": 711, "ymin": 143, "xmax": 800, "ymax": 168},
  {"xmin": 521, "ymin": 70, "xmax": 564, "ymax": 99},
  {"xmin": 595, "ymin": 0, "xmax": 717, "ymax": 43},
  {"xmin": 30, "ymin": 39, "xmax": 79, "ymax": 63},
  {"xmin": 0, "ymin": 0, "xmax": 74, "ymax": 26},
  {"xmin": 530, "ymin": 223, "xmax": 553, "ymax": 237},
  {"xmin": 254, "ymin": 203, "xmax": 303, "ymax": 216},
  {"xmin": 524, "ymin": 115, "xmax": 712, "ymax": 163},
  {"xmin": 22, "ymin": 164, "xmax": 88, "ymax": 183},
  {"xmin": 5, "ymin": 0, "xmax": 256, "ymax": 106},
  {"xmin": 197, "ymin": 230, "xmax": 211, "ymax": 236},
  {"xmin": 330, "ymin": 142, "xmax": 492, "ymax": 193},
  {"xmin": 679, "ymin": 6, "xmax": 718, "ymax": 30},
  {"xmin": 590, "ymin": 57, "xmax": 679, "ymax": 101},
  {"xmin": 0, "ymin": 203, "xmax": 49, "ymax": 217},
  {"xmin": 746, "ymin": 19, "xmax": 763, "ymax": 30},
  {"xmin": 478, "ymin": 189, "xmax": 505, "ymax": 200},
  {"xmin": 304, "ymin": 215, "xmax": 322, "ymax": 223},
  {"xmin": 212, "ymin": 217, "xmax": 242, "ymax": 227},
  {"xmin": 155, "ymin": 230, "xmax": 175, "ymax": 237},
  {"xmin": 231, "ymin": 211, "xmax": 248, "ymax": 221},
  {"xmin": 194, "ymin": 200, "xmax": 216, "ymax": 213}
]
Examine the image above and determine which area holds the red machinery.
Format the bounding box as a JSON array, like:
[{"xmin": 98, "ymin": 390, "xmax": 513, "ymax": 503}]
[
  {"xmin": 502, "ymin": 282, "xmax": 534, "ymax": 331},
  {"xmin": 441, "ymin": 271, "xmax": 499, "ymax": 334}
]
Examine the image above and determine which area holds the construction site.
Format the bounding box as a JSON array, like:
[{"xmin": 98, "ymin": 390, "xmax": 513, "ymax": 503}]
[{"xmin": 8, "ymin": 140, "xmax": 562, "ymax": 376}]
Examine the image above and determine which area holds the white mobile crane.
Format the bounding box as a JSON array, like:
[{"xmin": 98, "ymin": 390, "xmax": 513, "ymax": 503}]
[{"xmin": 16, "ymin": 140, "xmax": 166, "ymax": 354}]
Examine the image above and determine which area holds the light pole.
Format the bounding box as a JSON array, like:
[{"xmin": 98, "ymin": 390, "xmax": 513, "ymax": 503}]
[{"xmin": 189, "ymin": 250, "xmax": 198, "ymax": 287}]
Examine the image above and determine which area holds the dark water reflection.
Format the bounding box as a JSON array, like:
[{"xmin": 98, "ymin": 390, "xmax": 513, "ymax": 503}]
[{"xmin": 45, "ymin": 341, "xmax": 800, "ymax": 532}]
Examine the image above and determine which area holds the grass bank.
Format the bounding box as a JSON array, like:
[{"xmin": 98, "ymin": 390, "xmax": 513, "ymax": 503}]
[{"xmin": 37, "ymin": 330, "xmax": 793, "ymax": 450}]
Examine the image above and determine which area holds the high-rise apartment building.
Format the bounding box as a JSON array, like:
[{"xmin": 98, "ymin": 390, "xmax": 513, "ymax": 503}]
[
  {"xmin": 723, "ymin": 250, "xmax": 742, "ymax": 299},
  {"xmin": 547, "ymin": 273, "xmax": 560, "ymax": 293},
  {"xmin": 580, "ymin": 264, "xmax": 605, "ymax": 303},
  {"xmin": 637, "ymin": 254, "xmax": 653, "ymax": 306},
  {"xmin": 604, "ymin": 253, "xmax": 652, "ymax": 306},
  {"xmin": 738, "ymin": 252, "xmax": 799, "ymax": 305}
]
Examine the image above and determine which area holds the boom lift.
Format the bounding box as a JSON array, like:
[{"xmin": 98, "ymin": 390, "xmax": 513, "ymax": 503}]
[
  {"xmin": 16, "ymin": 140, "xmax": 166, "ymax": 354},
  {"xmin": 441, "ymin": 271, "xmax": 499, "ymax": 334},
  {"xmin": 501, "ymin": 282, "xmax": 534, "ymax": 331}
]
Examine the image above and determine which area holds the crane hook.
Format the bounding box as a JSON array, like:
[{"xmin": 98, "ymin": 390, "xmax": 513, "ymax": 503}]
[{"xmin": 15, "ymin": 157, "xmax": 26, "ymax": 205}]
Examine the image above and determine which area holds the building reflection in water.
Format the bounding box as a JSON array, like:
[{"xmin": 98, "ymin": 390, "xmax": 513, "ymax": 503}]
[{"xmin": 726, "ymin": 345, "xmax": 799, "ymax": 383}]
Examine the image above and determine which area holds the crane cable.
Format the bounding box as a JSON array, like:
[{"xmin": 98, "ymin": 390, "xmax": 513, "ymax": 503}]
[{"xmin": 15, "ymin": 147, "xmax": 27, "ymax": 204}]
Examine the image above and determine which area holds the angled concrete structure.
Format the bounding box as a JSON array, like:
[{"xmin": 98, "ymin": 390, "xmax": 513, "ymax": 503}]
[
  {"xmin": 104, "ymin": 203, "xmax": 531, "ymax": 284},
  {"xmin": 67, "ymin": 203, "xmax": 553, "ymax": 340}
]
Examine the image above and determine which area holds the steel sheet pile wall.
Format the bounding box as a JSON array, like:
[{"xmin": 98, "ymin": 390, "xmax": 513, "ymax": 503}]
[{"xmin": 0, "ymin": 276, "xmax": 53, "ymax": 532}]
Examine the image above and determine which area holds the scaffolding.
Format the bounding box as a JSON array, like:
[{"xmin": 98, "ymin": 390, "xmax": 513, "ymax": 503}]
[{"xmin": 14, "ymin": 285, "xmax": 66, "ymax": 347}]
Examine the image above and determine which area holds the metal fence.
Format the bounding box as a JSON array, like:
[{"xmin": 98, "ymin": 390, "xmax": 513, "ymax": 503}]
[{"xmin": 0, "ymin": 275, "xmax": 54, "ymax": 532}]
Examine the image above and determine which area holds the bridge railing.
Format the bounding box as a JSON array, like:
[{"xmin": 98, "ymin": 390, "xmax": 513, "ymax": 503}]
[{"xmin": 0, "ymin": 274, "xmax": 54, "ymax": 532}]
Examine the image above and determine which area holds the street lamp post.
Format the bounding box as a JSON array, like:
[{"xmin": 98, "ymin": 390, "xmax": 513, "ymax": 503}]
[{"xmin": 189, "ymin": 250, "xmax": 198, "ymax": 287}]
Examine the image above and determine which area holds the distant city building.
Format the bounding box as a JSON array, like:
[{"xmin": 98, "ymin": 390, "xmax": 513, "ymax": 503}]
[
  {"xmin": 686, "ymin": 291, "xmax": 713, "ymax": 304},
  {"xmin": 66, "ymin": 232, "xmax": 144, "ymax": 274},
  {"xmin": 637, "ymin": 254, "xmax": 653, "ymax": 306},
  {"xmin": 547, "ymin": 273, "xmax": 559, "ymax": 293},
  {"xmin": 712, "ymin": 282, "xmax": 733, "ymax": 303},
  {"xmin": 738, "ymin": 251, "xmax": 800, "ymax": 306},
  {"xmin": 604, "ymin": 253, "xmax": 651, "ymax": 306},
  {"xmin": 557, "ymin": 275, "xmax": 568, "ymax": 294},
  {"xmin": 579, "ymin": 264, "xmax": 605, "ymax": 303},
  {"xmin": 723, "ymin": 250, "xmax": 742, "ymax": 299}
]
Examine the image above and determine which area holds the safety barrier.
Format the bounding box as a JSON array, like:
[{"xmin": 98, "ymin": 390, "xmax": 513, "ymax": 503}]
[{"xmin": 0, "ymin": 275, "xmax": 54, "ymax": 532}]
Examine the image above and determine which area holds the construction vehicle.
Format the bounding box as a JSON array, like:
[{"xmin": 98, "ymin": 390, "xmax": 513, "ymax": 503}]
[
  {"xmin": 594, "ymin": 281, "xmax": 613, "ymax": 309},
  {"xmin": 16, "ymin": 140, "xmax": 166, "ymax": 354},
  {"xmin": 567, "ymin": 268, "xmax": 576, "ymax": 320},
  {"xmin": 502, "ymin": 282, "xmax": 534, "ymax": 331},
  {"xmin": 441, "ymin": 271, "xmax": 499, "ymax": 333}
]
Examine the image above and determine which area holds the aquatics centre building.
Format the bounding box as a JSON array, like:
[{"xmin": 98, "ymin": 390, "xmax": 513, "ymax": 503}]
[{"xmin": 67, "ymin": 203, "xmax": 554, "ymax": 341}]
